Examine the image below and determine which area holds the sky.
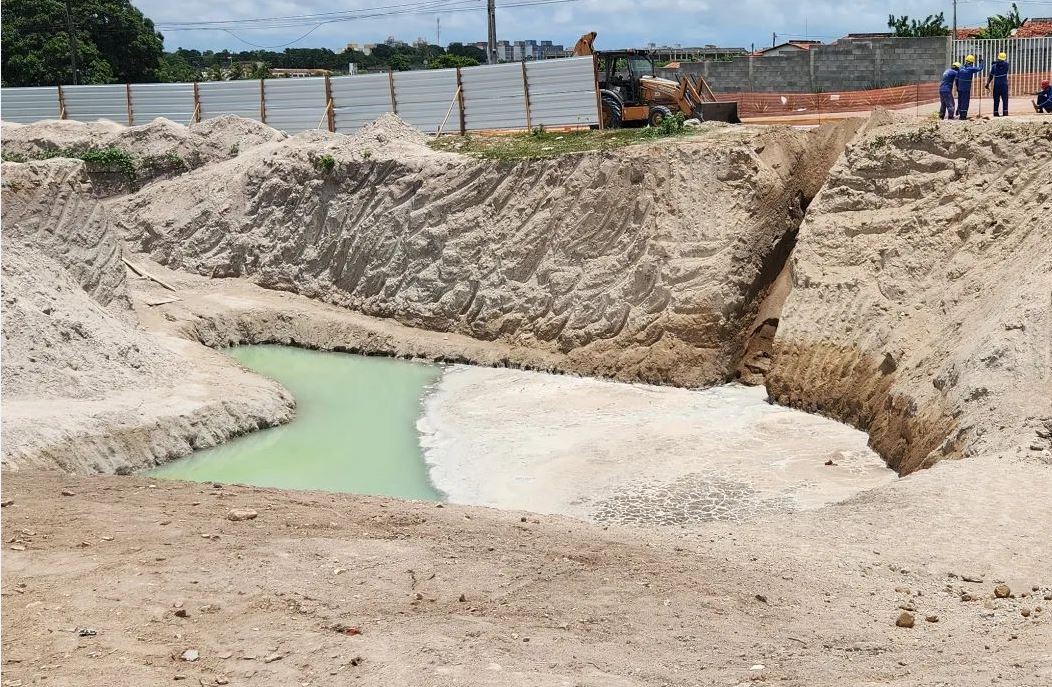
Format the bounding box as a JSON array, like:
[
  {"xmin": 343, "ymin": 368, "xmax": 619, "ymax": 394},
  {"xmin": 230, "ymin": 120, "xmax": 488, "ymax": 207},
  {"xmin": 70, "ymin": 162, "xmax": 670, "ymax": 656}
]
[{"xmin": 141, "ymin": 0, "xmax": 1049, "ymax": 53}]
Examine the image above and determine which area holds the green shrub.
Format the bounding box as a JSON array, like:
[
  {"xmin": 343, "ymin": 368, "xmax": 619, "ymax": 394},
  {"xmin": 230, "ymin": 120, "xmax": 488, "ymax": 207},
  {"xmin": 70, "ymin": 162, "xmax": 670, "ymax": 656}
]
[{"xmin": 315, "ymin": 154, "xmax": 336, "ymax": 174}]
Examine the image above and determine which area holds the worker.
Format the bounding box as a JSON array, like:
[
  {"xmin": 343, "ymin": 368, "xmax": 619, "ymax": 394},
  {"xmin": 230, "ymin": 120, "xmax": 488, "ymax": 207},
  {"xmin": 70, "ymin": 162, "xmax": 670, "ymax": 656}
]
[
  {"xmin": 939, "ymin": 62, "xmax": 961, "ymax": 119},
  {"xmin": 955, "ymin": 55, "xmax": 984, "ymax": 120},
  {"xmin": 1034, "ymin": 80, "xmax": 1052, "ymax": 113},
  {"xmin": 984, "ymin": 52, "xmax": 1010, "ymax": 117}
]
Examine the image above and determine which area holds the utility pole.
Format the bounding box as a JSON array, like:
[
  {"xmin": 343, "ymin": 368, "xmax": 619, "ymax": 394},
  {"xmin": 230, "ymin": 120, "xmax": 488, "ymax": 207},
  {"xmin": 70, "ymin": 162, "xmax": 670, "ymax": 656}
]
[
  {"xmin": 487, "ymin": 0, "xmax": 497, "ymax": 64},
  {"xmin": 772, "ymin": 32, "xmax": 777, "ymax": 48},
  {"xmin": 952, "ymin": 0, "xmax": 958, "ymax": 40},
  {"xmin": 436, "ymin": 17, "xmax": 440, "ymax": 47},
  {"xmin": 64, "ymin": 0, "xmax": 79, "ymax": 85}
]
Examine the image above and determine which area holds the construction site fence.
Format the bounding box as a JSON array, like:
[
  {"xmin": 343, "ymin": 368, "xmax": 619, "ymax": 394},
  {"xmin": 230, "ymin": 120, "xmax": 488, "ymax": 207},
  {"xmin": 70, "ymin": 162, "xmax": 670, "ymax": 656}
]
[
  {"xmin": 952, "ymin": 37, "xmax": 1052, "ymax": 97},
  {"xmin": 716, "ymin": 82, "xmax": 943, "ymax": 118},
  {"xmin": 0, "ymin": 56, "xmax": 600, "ymax": 134}
]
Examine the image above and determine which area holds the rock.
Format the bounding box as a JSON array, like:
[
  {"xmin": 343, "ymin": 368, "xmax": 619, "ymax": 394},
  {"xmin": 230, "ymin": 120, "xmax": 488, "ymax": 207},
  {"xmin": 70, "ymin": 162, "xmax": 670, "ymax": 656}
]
[
  {"xmin": 754, "ymin": 594, "xmax": 768, "ymax": 603},
  {"xmin": 824, "ymin": 459, "xmax": 836, "ymax": 466},
  {"xmin": 458, "ymin": 594, "xmax": 467, "ymax": 603},
  {"xmin": 895, "ymin": 611, "xmax": 915, "ymax": 628},
  {"xmin": 226, "ymin": 508, "xmax": 258, "ymax": 522},
  {"xmin": 925, "ymin": 615, "xmax": 939, "ymax": 623},
  {"xmin": 173, "ymin": 608, "xmax": 188, "ymax": 618},
  {"xmin": 1, "ymin": 500, "xmax": 13, "ymax": 507},
  {"xmin": 520, "ymin": 517, "xmax": 527, "ymax": 523},
  {"xmin": 684, "ymin": 118, "xmax": 702, "ymax": 128},
  {"xmin": 960, "ymin": 574, "xmax": 983, "ymax": 583},
  {"xmin": 415, "ymin": 592, "xmax": 424, "ymax": 601},
  {"xmin": 218, "ymin": 651, "xmax": 233, "ymax": 660},
  {"xmin": 1021, "ymin": 607, "xmax": 1031, "ymax": 617},
  {"xmin": 960, "ymin": 592, "xmax": 977, "ymax": 602},
  {"xmin": 60, "ymin": 490, "xmax": 75, "ymax": 496},
  {"xmin": 994, "ymin": 584, "xmax": 1011, "ymax": 599},
  {"xmin": 1044, "ymin": 593, "xmax": 1052, "ymax": 601},
  {"xmin": 180, "ymin": 649, "xmax": 199, "ymax": 662},
  {"xmin": 9, "ymin": 544, "xmax": 26, "ymax": 552},
  {"xmin": 199, "ymin": 604, "xmax": 221, "ymax": 614},
  {"xmin": 898, "ymin": 601, "xmax": 916, "ymax": 612},
  {"xmin": 262, "ymin": 653, "xmax": 283, "ymax": 664}
]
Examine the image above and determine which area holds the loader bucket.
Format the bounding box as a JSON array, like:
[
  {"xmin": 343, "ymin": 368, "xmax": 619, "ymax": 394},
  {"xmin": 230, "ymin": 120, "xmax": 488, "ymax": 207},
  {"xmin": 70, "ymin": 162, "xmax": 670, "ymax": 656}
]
[{"xmin": 699, "ymin": 101, "xmax": 741, "ymax": 124}]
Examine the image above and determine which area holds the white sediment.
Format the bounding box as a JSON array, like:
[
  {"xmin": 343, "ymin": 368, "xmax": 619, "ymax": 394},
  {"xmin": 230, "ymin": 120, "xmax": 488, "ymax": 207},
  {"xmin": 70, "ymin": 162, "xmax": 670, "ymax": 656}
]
[{"xmin": 418, "ymin": 365, "xmax": 895, "ymax": 526}]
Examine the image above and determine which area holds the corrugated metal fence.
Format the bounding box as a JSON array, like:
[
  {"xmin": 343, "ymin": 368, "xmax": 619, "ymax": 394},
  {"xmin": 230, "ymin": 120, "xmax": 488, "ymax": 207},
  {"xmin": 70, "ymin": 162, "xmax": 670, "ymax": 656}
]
[
  {"xmin": 952, "ymin": 37, "xmax": 1052, "ymax": 97},
  {"xmin": 0, "ymin": 56, "xmax": 600, "ymax": 133}
]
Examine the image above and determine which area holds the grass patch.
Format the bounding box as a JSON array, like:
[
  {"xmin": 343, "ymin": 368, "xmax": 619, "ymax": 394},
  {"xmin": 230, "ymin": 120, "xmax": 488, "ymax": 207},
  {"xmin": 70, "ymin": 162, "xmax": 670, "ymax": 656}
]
[{"xmin": 430, "ymin": 124, "xmax": 702, "ymax": 161}]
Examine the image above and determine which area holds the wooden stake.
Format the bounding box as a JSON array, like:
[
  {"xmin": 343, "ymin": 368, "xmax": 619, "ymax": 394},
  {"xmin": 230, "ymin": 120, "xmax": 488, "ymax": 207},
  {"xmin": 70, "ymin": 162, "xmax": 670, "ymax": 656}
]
[
  {"xmin": 521, "ymin": 61, "xmax": 533, "ymax": 131},
  {"xmin": 259, "ymin": 79, "xmax": 266, "ymax": 124},
  {"xmin": 125, "ymin": 83, "xmax": 134, "ymax": 125},
  {"xmin": 192, "ymin": 82, "xmax": 201, "ymax": 124},
  {"xmin": 324, "ymin": 74, "xmax": 336, "ymax": 132},
  {"xmin": 436, "ymin": 86, "xmax": 462, "ymax": 137},
  {"xmin": 57, "ymin": 84, "xmax": 67, "ymax": 120},
  {"xmin": 455, "ymin": 67, "xmax": 466, "ymax": 135},
  {"xmin": 388, "ymin": 69, "xmax": 398, "ymax": 114}
]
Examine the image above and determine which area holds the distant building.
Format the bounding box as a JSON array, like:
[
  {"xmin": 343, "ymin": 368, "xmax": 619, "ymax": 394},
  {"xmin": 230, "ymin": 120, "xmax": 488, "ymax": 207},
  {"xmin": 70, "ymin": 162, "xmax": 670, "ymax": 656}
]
[
  {"xmin": 271, "ymin": 68, "xmax": 332, "ymax": 78},
  {"xmin": 842, "ymin": 32, "xmax": 894, "ymax": 40},
  {"xmin": 473, "ymin": 38, "xmax": 566, "ymax": 62},
  {"xmin": 346, "ymin": 43, "xmax": 375, "ymax": 55},
  {"xmin": 757, "ymin": 40, "xmax": 821, "ymax": 57}
]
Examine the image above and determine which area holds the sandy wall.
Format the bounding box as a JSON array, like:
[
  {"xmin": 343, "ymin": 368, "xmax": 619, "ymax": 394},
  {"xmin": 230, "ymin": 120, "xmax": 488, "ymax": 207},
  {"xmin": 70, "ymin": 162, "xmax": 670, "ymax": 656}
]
[{"xmin": 768, "ymin": 117, "xmax": 1052, "ymax": 474}]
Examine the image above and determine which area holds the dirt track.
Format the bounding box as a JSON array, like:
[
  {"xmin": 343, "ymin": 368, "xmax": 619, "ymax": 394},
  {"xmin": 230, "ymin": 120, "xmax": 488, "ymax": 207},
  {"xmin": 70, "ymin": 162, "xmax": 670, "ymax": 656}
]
[{"xmin": 3, "ymin": 458, "xmax": 1052, "ymax": 687}]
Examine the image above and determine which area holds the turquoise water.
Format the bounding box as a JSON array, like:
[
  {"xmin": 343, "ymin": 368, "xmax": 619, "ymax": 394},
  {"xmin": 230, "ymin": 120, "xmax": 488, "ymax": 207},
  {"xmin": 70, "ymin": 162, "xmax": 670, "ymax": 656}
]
[{"xmin": 149, "ymin": 346, "xmax": 443, "ymax": 500}]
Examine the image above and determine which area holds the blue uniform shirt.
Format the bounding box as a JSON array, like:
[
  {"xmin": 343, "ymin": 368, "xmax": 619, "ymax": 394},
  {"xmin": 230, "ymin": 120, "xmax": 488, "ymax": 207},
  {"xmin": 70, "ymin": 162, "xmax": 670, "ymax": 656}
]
[
  {"xmin": 1038, "ymin": 86, "xmax": 1052, "ymax": 108},
  {"xmin": 956, "ymin": 62, "xmax": 984, "ymax": 88},
  {"xmin": 987, "ymin": 60, "xmax": 1010, "ymax": 85},
  {"xmin": 940, "ymin": 68, "xmax": 959, "ymax": 93}
]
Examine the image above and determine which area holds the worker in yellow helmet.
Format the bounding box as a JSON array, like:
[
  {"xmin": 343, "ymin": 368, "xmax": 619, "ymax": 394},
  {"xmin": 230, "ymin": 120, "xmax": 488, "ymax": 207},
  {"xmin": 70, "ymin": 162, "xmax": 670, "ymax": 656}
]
[
  {"xmin": 939, "ymin": 62, "xmax": 961, "ymax": 119},
  {"xmin": 955, "ymin": 54, "xmax": 985, "ymax": 119},
  {"xmin": 985, "ymin": 51, "xmax": 1011, "ymax": 116}
]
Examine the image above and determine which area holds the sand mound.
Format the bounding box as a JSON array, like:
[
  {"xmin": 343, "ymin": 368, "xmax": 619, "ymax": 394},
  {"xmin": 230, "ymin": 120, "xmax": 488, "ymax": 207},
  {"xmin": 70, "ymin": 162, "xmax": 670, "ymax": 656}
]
[
  {"xmin": 111, "ymin": 121, "xmax": 854, "ymax": 387},
  {"xmin": 1, "ymin": 160, "xmax": 181, "ymax": 401},
  {"xmin": 1, "ymin": 115, "xmax": 287, "ymax": 194},
  {"xmin": 769, "ymin": 117, "xmax": 1052, "ymax": 473}
]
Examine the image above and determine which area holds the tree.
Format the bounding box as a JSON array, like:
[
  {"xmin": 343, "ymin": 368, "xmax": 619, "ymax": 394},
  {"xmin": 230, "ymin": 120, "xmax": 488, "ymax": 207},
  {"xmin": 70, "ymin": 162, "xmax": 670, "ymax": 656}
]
[
  {"xmin": 978, "ymin": 3, "xmax": 1026, "ymax": 39},
  {"xmin": 1, "ymin": 0, "xmax": 165, "ymax": 86},
  {"xmin": 888, "ymin": 13, "xmax": 950, "ymax": 37},
  {"xmin": 207, "ymin": 62, "xmax": 224, "ymax": 81},
  {"xmin": 227, "ymin": 62, "xmax": 244, "ymax": 80},
  {"xmin": 447, "ymin": 42, "xmax": 487, "ymax": 64},
  {"xmin": 250, "ymin": 62, "xmax": 272, "ymax": 80},
  {"xmin": 429, "ymin": 53, "xmax": 478, "ymax": 69},
  {"xmin": 389, "ymin": 54, "xmax": 412, "ymax": 71},
  {"xmin": 158, "ymin": 52, "xmax": 200, "ymax": 82}
]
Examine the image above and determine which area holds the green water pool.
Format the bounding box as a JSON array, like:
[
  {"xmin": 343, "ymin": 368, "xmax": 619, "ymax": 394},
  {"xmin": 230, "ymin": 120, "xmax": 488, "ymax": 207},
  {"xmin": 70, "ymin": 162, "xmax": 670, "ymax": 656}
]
[{"xmin": 149, "ymin": 345, "xmax": 443, "ymax": 500}]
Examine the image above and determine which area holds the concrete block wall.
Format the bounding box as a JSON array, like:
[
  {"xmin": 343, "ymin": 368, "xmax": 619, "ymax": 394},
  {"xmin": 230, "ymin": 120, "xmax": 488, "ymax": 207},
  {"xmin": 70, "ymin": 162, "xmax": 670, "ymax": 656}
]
[{"xmin": 663, "ymin": 37, "xmax": 951, "ymax": 93}]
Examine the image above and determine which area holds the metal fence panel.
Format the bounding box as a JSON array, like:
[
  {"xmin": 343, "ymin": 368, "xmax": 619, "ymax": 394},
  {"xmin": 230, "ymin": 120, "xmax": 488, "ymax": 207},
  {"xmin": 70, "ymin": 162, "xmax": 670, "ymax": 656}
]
[
  {"xmin": 130, "ymin": 82, "xmax": 195, "ymax": 125},
  {"xmin": 953, "ymin": 37, "xmax": 1052, "ymax": 97},
  {"xmin": 525, "ymin": 56, "xmax": 599, "ymax": 127},
  {"xmin": 198, "ymin": 80, "xmax": 261, "ymax": 121},
  {"xmin": 394, "ymin": 68, "xmax": 460, "ymax": 132},
  {"xmin": 462, "ymin": 62, "xmax": 528, "ymax": 131},
  {"xmin": 263, "ymin": 77, "xmax": 327, "ymax": 133},
  {"xmin": 0, "ymin": 86, "xmax": 60, "ymax": 123},
  {"xmin": 330, "ymin": 73, "xmax": 392, "ymax": 132},
  {"xmin": 62, "ymin": 84, "xmax": 129, "ymax": 123}
]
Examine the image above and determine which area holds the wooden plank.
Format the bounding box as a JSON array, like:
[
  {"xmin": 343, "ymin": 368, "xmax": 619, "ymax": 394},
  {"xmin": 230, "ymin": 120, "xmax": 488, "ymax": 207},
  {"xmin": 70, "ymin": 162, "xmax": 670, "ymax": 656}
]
[
  {"xmin": 57, "ymin": 84, "xmax": 67, "ymax": 120},
  {"xmin": 121, "ymin": 258, "xmax": 178, "ymax": 292},
  {"xmin": 388, "ymin": 69, "xmax": 398, "ymax": 114},
  {"xmin": 259, "ymin": 79, "xmax": 266, "ymax": 124}
]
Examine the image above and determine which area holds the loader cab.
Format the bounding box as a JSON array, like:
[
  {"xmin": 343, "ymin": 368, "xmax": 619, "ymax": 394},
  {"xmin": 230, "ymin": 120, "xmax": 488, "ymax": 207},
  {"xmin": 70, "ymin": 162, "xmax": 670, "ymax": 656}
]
[{"xmin": 599, "ymin": 50, "xmax": 656, "ymax": 105}]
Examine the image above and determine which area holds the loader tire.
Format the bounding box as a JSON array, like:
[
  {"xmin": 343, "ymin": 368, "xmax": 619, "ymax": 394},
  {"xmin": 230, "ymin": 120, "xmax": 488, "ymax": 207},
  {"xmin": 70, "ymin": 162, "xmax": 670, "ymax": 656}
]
[
  {"xmin": 601, "ymin": 95, "xmax": 623, "ymax": 129},
  {"xmin": 648, "ymin": 105, "xmax": 673, "ymax": 128}
]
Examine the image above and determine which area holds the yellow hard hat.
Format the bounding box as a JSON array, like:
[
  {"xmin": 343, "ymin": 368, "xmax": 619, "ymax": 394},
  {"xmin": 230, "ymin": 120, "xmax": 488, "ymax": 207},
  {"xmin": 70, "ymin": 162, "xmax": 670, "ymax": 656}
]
[
  {"xmin": 952, "ymin": 61, "xmax": 961, "ymax": 69},
  {"xmin": 965, "ymin": 54, "xmax": 976, "ymax": 64},
  {"xmin": 998, "ymin": 52, "xmax": 1007, "ymax": 60}
]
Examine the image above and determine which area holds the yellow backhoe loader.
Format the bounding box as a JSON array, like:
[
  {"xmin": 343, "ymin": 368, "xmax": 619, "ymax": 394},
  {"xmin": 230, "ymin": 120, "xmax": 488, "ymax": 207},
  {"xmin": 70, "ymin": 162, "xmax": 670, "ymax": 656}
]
[{"xmin": 572, "ymin": 32, "xmax": 740, "ymax": 126}]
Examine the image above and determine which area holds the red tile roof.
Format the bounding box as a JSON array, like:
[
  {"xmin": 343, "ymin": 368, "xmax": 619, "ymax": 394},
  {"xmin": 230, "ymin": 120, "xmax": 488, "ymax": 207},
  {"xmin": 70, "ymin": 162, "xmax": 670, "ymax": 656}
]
[
  {"xmin": 955, "ymin": 27, "xmax": 982, "ymax": 39},
  {"xmin": 1015, "ymin": 18, "xmax": 1052, "ymax": 38}
]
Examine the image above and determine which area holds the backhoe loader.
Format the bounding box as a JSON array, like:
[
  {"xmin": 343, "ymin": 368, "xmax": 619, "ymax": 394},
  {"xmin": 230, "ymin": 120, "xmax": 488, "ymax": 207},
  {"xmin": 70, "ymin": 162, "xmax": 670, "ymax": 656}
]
[{"xmin": 572, "ymin": 32, "xmax": 741, "ymax": 127}]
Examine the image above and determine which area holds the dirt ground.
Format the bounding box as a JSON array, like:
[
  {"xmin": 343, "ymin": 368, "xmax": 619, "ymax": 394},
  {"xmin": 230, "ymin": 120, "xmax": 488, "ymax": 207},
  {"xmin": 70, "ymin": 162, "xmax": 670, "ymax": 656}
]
[{"xmin": 3, "ymin": 454, "xmax": 1051, "ymax": 687}]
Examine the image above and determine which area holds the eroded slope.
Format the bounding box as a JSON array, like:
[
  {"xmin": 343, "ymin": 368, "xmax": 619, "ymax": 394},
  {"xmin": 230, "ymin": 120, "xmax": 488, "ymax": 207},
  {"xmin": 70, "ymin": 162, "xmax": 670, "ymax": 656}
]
[
  {"xmin": 112, "ymin": 117, "xmax": 851, "ymax": 387},
  {"xmin": 769, "ymin": 118, "xmax": 1052, "ymax": 474}
]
